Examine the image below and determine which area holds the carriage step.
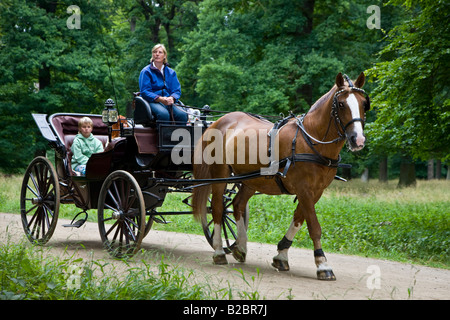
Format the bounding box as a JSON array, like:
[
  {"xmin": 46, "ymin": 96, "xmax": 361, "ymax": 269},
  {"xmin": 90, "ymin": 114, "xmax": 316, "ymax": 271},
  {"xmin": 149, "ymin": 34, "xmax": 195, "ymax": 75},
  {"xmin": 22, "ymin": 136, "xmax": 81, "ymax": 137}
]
[
  {"xmin": 63, "ymin": 211, "xmax": 88, "ymax": 228},
  {"xmin": 152, "ymin": 215, "xmax": 171, "ymax": 224},
  {"xmin": 62, "ymin": 219, "xmax": 86, "ymax": 228}
]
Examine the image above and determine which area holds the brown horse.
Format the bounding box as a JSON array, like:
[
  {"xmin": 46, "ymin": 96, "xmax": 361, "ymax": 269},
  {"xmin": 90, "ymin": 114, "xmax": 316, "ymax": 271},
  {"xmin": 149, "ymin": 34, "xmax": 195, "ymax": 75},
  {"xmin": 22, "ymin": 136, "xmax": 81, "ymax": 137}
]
[{"xmin": 192, "ymin": 72, "xmax": 370, "ymax": 280}]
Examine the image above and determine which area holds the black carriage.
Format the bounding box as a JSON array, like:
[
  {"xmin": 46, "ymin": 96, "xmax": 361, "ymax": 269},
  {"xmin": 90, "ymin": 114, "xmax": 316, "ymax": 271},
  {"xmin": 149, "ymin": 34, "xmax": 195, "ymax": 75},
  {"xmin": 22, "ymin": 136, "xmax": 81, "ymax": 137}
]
[{"xmin": 20, "ymin": 97, "xmax": 248, "ymax": 258}]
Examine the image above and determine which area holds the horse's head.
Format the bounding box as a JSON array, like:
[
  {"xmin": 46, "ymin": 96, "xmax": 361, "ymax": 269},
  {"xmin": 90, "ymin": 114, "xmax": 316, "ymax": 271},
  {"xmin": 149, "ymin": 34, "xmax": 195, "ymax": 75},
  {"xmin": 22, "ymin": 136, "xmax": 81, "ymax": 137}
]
[{"xmin": 333, "ymin": 72, "xmax": 370, "ymax": 151}]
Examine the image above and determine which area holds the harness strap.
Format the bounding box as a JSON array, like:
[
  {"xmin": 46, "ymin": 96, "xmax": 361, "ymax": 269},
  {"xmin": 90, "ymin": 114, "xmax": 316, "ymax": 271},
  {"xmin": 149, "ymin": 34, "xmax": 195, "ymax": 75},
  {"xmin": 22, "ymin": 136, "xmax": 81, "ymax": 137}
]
[
  {"xmin": 263, "ymin": 112, "xmax": 351, "ymax": 195},
  {"xmin": 274, "ymin": 174, "xmax": 291, "ymax": 195},
  {"xmin": 298, "ymin": 119, "xmax": 342, "ymax": 168},
  {"xmin": 268, "ymin": 153, "xmax": 347, "ymax": 195},
  {"xmin": 267, "ymin": 113, "xmax": 295, "ymax": 161}
]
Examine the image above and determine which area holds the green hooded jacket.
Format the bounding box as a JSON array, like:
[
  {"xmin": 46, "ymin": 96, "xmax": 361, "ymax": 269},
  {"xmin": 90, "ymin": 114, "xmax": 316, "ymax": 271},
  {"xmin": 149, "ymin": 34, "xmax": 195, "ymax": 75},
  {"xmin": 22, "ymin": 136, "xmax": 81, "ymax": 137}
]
[{"xmin": 71, "ymin": 133, "xmax": 104, "ymax": 170}]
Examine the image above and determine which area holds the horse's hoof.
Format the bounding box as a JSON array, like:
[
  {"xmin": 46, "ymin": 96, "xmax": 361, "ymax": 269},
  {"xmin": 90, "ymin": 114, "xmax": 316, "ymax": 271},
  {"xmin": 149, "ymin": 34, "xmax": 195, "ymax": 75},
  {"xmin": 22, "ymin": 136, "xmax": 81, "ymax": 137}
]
[
  {"xmin": 232, "ymin": 248, "xmax": 246, "ymax": 263},
  {"xmin": 272, "ymin": 258, "xmax": 290, "ymax": 271},
  {"xmin": 213, "ymin": 254, "xmax": 228, "ymax": 265},
  {"xmin": 317, "ymin": 269, "xmax": 336, "ymax": 281}
]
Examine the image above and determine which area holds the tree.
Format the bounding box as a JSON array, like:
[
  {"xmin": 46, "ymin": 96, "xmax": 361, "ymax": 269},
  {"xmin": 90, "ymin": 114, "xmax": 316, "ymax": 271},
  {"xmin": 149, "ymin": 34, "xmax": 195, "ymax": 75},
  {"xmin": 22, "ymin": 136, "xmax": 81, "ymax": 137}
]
[
  {"xmin": 112, "ymin": 0, "xmax": 200, "ymax": 111},
  {"xmin": 366, "ymin": 0, "xmax": 450, "ymax": 185},
  {"xmin": 178, "ymin": 0, "xmax": 386, "ymax": 115},
  {"xmin": 0, "ymin": 0, "xmax": 117, "ymax": 173}
]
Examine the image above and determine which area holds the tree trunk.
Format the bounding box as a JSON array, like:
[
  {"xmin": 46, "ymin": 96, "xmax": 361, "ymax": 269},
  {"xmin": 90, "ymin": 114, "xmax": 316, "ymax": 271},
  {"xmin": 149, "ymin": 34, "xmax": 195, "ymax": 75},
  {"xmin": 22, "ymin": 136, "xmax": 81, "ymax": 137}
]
[
  {"xmin": 379, "ymin": 156, "xmax": 388, "ymax": 183},
  {"xmin": 37, "ymin": 1, "xmax": 56, "ymax": 91},
  {"xmin": 39, "ymin": 65, "xmax": 50, "ymax": 90},
  {"xmin": 427, "ymin": 159, "xmax": 434, "ymax": 180},
  {"xmin": 301, "ymin": 0, "xmax": 315, "ymax": 34},
  {"xmin": 130, "ymin": 16, "xmax": 136, "ymax": 32},
  {"xmin": 398, "ymin": 157, "xmax": 416, "ymax": 188},
  {"xmin": 435, "ymin": 159, "xmax": 441, "ymax": 179}
]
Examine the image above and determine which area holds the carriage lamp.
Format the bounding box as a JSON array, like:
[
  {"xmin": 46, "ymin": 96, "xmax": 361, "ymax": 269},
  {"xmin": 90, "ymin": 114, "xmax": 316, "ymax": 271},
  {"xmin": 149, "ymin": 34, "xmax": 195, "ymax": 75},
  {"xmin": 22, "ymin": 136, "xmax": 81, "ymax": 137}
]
[{"xmin": 102, "ymin": 98, "xmax": 118, "ymax": 126}]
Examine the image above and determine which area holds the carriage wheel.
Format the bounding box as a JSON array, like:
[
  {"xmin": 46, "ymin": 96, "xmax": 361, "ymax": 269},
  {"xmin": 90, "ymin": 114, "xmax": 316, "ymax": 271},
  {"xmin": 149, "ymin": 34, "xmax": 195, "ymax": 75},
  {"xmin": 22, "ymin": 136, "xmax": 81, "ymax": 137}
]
[
  {"xmin": 97, "ymin": 170, "xmax": 146, "ymax": 259},
  {"xmin": 201, "ymin": 183, "xmax": 249, "ymax": 254},
  {"xmin": 20, "ymin": 156, "xmax": 60, "ymax": 245}
]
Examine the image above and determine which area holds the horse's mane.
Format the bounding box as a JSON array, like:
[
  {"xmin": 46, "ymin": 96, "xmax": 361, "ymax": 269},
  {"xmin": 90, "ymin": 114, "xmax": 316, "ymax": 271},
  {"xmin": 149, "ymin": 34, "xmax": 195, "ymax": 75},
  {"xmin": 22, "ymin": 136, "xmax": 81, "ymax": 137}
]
[{"xmin": 308, "ymin": 85, "xmax": 338, "ymax": 114}]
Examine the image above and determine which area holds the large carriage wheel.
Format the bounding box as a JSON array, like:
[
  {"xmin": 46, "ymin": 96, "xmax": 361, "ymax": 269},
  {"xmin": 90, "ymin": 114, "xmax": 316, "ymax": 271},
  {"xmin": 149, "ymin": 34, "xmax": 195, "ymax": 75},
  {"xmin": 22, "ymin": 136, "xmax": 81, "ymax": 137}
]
[
  {"xmin": 20, "ymin": 156, "xmax": 60, "ymax": 245},
  {"xmin": 97, "ymin": 170, "xmax": 146, "ymax": 258},
  {"xmin": 201, "ymin": 183, "xmax": 249, "ymax": 254}
]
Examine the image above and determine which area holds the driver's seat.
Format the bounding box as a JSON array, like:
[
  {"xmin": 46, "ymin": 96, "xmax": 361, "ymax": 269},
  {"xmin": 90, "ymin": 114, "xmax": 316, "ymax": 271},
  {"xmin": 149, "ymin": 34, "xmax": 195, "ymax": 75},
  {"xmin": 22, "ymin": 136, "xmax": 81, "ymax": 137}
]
[{"xmin": 133, "ymin": 94, "xmax": 155, "ymax": 127}]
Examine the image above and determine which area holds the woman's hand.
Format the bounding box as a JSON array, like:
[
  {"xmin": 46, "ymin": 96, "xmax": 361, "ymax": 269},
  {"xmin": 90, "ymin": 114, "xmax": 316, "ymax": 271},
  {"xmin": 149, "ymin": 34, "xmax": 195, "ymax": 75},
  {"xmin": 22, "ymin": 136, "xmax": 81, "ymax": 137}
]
[{"xmin": 157, "ymin": 96, "xmax": 175, "ymax": 106}]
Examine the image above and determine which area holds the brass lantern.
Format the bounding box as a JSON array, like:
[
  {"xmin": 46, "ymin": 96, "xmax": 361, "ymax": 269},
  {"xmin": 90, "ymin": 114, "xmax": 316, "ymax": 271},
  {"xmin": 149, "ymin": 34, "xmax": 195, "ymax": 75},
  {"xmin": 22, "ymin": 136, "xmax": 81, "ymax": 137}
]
[{"xmin": 102, "ymin": 98, "xmax": 118, "ymax": 126}]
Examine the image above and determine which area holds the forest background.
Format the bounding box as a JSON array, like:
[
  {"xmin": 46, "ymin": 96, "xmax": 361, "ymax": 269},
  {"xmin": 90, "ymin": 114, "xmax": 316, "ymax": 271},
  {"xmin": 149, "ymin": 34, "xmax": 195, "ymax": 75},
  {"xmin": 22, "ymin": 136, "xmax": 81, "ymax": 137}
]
[{"xmin": 0, "ymin": 0, "xmax": 448, "ymax": 186}]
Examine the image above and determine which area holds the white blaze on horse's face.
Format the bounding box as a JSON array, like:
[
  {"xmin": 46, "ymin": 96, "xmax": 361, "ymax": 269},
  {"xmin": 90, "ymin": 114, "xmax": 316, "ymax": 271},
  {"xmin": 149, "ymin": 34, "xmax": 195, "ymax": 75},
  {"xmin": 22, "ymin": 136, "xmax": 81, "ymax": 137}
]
[{"xmin": 346, "ymin": 93, "xmax": 365, "ymax": 151}]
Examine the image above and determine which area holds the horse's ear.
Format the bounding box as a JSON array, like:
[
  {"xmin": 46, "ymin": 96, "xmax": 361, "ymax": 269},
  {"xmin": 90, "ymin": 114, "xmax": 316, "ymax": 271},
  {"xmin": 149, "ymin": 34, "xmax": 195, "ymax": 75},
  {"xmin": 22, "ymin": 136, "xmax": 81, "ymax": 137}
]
[
  {"xmin": 354, "ymin": 72, "xmax": 365, "ymax": 88},
  {"xmin": 335, "ymin": 73, "xmax": 345, "ymax": 88}
]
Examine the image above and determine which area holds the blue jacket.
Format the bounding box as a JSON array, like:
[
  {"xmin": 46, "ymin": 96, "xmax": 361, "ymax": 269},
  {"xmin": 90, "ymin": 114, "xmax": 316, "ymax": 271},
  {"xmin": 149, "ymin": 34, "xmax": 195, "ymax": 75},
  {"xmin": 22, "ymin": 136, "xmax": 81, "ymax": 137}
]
[{"xmin": 139, "ymin": 63, "xmax": 181, "ymax": 103}]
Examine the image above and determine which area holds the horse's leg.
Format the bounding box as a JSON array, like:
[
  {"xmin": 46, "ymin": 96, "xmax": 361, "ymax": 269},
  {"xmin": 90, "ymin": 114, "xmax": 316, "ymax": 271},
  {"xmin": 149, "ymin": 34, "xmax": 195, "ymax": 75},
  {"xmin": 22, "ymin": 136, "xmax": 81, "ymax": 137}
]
[
  {"xmin": 303, "ymin": 202, "xmax": 336, "ymax": 281},
  {"xmin": 231, "ymin": 185, "xmax": 255, "ymax": 263},
  {"xmin": 272, "ymin": 204, "xmax": 304, "ymax": 271},
  {"xmin": 211, "ymin": 182, "xmax": 228, "ymax": 265}
]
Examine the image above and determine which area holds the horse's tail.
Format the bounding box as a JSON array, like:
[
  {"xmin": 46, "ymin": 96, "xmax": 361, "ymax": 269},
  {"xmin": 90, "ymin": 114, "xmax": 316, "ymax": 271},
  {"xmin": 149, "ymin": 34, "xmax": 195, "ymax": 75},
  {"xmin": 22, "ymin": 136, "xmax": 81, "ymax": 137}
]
[{"xmin": 192, "ymin": 139, "xmax": 211, "ymax": 222}]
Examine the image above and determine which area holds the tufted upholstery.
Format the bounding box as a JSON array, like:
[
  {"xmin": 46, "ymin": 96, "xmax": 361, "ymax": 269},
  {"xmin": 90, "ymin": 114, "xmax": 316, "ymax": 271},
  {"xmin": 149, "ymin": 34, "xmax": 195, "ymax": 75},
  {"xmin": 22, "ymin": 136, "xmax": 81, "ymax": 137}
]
[{"xmin": 50, "ymin": 114, "xmax": 110, "ymax": 176}]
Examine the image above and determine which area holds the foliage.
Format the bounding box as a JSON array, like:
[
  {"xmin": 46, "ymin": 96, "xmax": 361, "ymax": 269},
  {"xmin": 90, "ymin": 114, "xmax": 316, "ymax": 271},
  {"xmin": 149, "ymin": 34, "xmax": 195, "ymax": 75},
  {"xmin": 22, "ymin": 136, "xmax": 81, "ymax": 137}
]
[
  {"xmin": 0, "ymin": 0, "xmax": 448, "ymax": 177},
  {"xmin": 177, "ymin": 0, "xmax": 388, "ymax": 115},
  {"xmin": 0, "ymin": 239, "xmax": 215, "ymax": 300},
  {"xmin": 366, "ymin": 0, "xmax": 450, "ymax": 161},
  {"xmin": 0, "ymin": 0, "xmax": 117, "ymax": 172}
]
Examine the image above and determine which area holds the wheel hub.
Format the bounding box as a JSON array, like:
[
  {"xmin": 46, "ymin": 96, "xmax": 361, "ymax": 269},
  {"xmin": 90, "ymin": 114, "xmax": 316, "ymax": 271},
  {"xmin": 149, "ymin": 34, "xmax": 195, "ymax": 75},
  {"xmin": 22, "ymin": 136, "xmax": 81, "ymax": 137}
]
[
  {"xmin": 112, "ymin": 210, "xmax": 123, "ymax": 220},
  {"xmin": 31, "ymin": 197, "xmax": 43, "ymax": 206}
]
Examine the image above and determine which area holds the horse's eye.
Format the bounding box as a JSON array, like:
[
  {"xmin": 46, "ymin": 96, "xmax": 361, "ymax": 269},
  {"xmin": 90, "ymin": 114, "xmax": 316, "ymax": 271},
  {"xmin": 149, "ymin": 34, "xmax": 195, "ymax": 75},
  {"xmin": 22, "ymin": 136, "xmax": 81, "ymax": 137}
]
[{"xmin": 338, "ymin": 102, "xmax": 345, "ymax": 109}]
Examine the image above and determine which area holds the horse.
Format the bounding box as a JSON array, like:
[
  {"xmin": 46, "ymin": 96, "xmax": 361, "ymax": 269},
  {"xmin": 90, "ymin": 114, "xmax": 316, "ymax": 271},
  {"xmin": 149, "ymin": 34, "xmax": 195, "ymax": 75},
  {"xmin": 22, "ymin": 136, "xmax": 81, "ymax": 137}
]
[{"xmin": 192, "ymin": 72, "xmax": 370, "ymax": 280}]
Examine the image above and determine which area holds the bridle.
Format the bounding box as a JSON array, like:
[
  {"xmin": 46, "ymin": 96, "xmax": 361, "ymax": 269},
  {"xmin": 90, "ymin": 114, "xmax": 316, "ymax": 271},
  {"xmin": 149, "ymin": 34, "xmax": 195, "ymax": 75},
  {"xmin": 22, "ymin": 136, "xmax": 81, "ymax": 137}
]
[
  {"xmin": 298, "ymin": 74, "xmax": 370, "ymax": 145},
  {"xmin": 264, "ymin": 74, "xmax": 371, "ymax": 193}
]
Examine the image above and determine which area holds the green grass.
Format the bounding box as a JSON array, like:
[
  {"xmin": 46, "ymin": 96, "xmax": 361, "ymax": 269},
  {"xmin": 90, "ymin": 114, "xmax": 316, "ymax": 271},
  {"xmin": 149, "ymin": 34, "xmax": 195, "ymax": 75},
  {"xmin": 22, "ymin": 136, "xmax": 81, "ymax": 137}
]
[
  {"xmin": 0, "ymin": 236, "xmax": 244, "ymax": 300},
  {"xmin": 1, "ymin": 174, "xmax": 449, "ymax": 268}
]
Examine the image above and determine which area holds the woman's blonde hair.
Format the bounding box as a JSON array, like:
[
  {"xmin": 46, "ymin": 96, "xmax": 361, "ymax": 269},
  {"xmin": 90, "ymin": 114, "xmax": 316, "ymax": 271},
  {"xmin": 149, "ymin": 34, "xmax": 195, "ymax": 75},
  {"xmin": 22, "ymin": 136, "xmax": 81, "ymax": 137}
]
[{"xmin": 151, "ymin": 43, "xmax": 168, "ymax": 64}]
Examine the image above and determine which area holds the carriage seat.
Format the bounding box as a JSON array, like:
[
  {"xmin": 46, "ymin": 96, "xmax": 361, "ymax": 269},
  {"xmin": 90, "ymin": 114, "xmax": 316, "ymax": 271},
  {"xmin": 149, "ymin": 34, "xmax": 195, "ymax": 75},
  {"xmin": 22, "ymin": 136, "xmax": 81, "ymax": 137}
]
[
  {"xmin": 65, "ymin": 134, "xmax": 110, "ymax": 175},
  {"xmin": 133, "ymin": 95, "xmax": 155, "ymax": 127},
  {"xmin": 50, "ymin": 114, "xmax": 111, "ymax": 176}
]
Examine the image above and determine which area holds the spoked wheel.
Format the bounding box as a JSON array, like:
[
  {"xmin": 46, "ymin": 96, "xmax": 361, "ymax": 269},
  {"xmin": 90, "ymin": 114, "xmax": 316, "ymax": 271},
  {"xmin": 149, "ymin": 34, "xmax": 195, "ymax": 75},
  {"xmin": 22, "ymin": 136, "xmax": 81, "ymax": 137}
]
[
  {"xmin": 201, "ymin": 183, "xmax": 249, "ymax": 254},
  {"xmin": 97, "ymin": 170, "xmax": 146, "ymax": 259},
  {"xmin": 20, "ymin": 156, "xmax": 60, "ymax": 245}
]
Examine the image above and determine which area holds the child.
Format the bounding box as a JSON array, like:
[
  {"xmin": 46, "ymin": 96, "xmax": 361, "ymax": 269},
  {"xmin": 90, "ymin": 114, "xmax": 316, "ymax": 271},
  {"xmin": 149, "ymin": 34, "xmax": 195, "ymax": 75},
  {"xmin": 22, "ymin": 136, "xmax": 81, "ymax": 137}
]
[{"xmin": 71, "ymin": 117, "xmax": 104, "ymax": 175}]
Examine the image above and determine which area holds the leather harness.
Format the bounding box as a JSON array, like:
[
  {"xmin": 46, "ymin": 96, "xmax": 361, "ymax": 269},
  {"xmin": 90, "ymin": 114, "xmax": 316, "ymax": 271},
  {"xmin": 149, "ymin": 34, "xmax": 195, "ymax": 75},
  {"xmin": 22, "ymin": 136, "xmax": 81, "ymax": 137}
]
[{"xmin": 263, "ymin": 74, "xmax": 370, "ymax": 194}]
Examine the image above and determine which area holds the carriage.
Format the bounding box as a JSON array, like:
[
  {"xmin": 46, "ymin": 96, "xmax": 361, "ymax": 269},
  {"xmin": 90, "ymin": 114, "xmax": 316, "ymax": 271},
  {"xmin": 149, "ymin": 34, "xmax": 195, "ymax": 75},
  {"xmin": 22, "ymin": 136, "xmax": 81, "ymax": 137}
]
[
  {"xmin": 20, "ymin": 95, "xmax": 247, "ymax": 258},
  {"xmin": 21, "ymin": 72, "xmax": 370, "ymax": 280}
]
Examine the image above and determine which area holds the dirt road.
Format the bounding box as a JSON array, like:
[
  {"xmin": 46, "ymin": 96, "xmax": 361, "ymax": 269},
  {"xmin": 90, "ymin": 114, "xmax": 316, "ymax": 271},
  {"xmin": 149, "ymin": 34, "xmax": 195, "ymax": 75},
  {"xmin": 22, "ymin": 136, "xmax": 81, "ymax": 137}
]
[{"xmin": 1, "ymin": 212, "xmax": 448, "ymax": 300}]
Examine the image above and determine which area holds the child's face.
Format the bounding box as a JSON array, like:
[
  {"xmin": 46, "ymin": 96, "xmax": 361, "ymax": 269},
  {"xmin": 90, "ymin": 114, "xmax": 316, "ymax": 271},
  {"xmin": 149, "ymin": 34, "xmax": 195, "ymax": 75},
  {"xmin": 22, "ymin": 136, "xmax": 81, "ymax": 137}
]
[{"xmin": 80, "ymin": 123, "xmax": 93, "ymax": 138}]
